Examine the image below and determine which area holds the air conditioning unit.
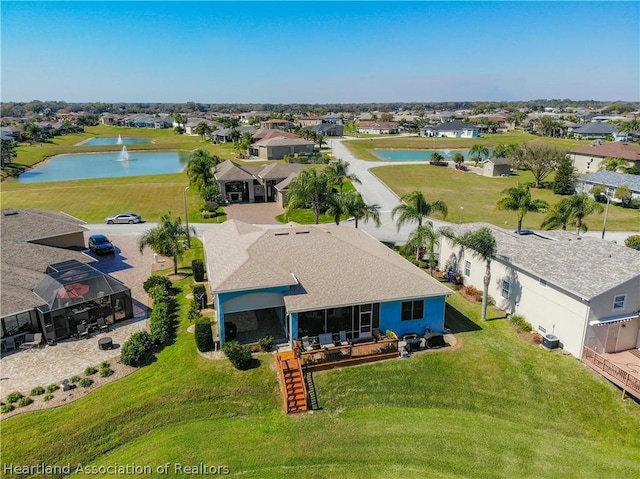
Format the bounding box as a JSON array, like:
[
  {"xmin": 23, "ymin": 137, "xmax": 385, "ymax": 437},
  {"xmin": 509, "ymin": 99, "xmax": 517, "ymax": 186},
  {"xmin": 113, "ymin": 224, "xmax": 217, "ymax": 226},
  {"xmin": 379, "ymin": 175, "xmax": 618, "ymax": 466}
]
[{"xmin": 542, "ymin": 334, "xmax": 559, "ymax": 350}]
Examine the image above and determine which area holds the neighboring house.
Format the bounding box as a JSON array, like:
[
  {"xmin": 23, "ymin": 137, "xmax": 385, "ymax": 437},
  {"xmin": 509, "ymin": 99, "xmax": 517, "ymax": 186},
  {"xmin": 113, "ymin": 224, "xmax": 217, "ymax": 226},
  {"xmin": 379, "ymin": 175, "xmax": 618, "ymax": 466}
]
[
  {"xmin": 211, "ymin": 125, "xmax": 257, "ymax": 143},
  {"xmin": 356, "ymin": 121, "xmax": 399, "ymax": 134},
  {"xmin": 238, "ymin": 111, "xmax": 270, "ymax": 124},
  {"xmin": 203, "ymin": 220, "xmax": 452, "ymax": 346},
  {"xmin": 575, "ymin": 171, "xmax": 640, "ymax": 203},
  {"xmin": 439, "ymin": 223, "xmax": 640, "ymax": 361},
  {"xmin": 568, "ymin": 142, "xmax": 640, "ymax": 173},
  {"xmin": 421, "ymin": 120, "xmax": 480, "ymax": 138},
  {"xmin": 248, "ymin": 136, "xmax": 315, "ymax": 161},
  {"xmin": 571, "ymin": 123, "xmax": 618, "ymax": 140},
  {"xmin": 260, "ymin": 119, "xmax": 292, "ymax": 130},
  {"xmin": 0, "ymin": 126, "xmax": 23, "ymax": 142},
  {"xmin": 251, "ymin": 128, "xmax": 300, "ymax": 142},
  {"xmin": 301, "ymin": 123, "xmax": 343, "ymax": 137},
  {"xmin": 184, "ymin": 118, "xmax": 218, "ymax": 136},
  {"xmin": 213, "ymin": 160, "xmax": 305, "ymax": 204},
  {"xmin": 483, "ymin": 158, "xmax": 511, "ymax": 177},
  {"xmin": 124, "ymin": 114, "xmax": 172, "ymax": 129},
  {"xmin": 299, "ymin": 116, "xmax": 324, "ymax": 127},
  {"xmin": 0, "ymin": 210, "xmax": 134, "ymax": 348}
]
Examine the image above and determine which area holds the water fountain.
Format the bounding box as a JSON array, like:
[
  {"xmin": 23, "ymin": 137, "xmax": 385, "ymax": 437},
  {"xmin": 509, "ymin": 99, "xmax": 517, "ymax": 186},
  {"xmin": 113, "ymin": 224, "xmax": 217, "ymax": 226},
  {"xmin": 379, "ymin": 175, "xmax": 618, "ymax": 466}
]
[
  {"xmin": 116, "ymin": 134, "xmax": 123, "ymax": 145},
  {"xmin": 117, "ymin": 145, "xmax": 130, "ymax": 161}
]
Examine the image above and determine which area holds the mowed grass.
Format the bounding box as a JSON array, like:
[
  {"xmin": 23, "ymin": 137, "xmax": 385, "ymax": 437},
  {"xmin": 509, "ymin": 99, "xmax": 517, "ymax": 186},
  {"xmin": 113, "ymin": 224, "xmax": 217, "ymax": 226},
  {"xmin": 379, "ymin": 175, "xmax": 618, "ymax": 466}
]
[
  {"xmin": 372, "ymin": 164, "xmax": 640, "ymax": 232},
  {"xmin": 343, "ymin": 131, "xmax": 590, "ymax": 161},
  {"xmin": 2, "ymin": 270, "xmax": 639, "ymax": 479}
]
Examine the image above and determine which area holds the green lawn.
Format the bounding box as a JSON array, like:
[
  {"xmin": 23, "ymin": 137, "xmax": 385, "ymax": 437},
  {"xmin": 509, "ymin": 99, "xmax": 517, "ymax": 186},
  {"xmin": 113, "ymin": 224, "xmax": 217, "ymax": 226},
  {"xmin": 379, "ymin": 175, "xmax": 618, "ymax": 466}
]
[
  {"xmin": 343, "ymin": 131, "xmax": 590, "ymax": 161},
  {"xmin": 1, "ymin": 262, "xmax": 639, "ymax": 478},
  {"xmin": 372, "ymin": 164, "xmax": 640, "ymax": 232}
]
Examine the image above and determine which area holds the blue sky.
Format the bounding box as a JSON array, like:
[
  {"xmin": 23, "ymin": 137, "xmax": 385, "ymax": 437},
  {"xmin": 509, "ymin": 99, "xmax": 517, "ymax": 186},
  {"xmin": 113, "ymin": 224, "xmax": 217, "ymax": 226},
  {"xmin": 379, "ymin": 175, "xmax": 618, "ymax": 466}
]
[{"xmin": 2, "ymin": 1, "xmax": 638, "ymax": 103}]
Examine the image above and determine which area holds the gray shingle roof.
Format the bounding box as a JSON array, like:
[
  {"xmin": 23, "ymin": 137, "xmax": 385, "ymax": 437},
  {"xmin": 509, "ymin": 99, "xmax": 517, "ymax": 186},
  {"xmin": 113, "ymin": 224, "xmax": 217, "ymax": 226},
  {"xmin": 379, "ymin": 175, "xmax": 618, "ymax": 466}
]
[
  {"xmin": 442, "ymin": 223, "xmax": 640, "ymax": 300},
  {"xmin": 204, "ymin": 220, "xmax": 452, "ymax": 312},
  {"xmin": 430, "ymin": 120, "xmax": 479, "ymax": 131},
  {"xmin": 572, "ymin": 123, "xmax": 617, "ymax": 135},
  {"xmin": 576, "ymin": 171, "xmax": 640, "ymax": 192}
]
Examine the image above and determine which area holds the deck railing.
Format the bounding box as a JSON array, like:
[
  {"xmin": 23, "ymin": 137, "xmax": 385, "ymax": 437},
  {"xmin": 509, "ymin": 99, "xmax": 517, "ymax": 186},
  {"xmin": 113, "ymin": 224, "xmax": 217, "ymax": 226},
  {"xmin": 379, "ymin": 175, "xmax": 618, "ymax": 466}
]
[
  {"xmin": 582, "ymin": 346, "xmax": 640, "ymax": 399},
  {"xmin": 298, "ymin": 338, "xmax": 399, "ymax": 371}
]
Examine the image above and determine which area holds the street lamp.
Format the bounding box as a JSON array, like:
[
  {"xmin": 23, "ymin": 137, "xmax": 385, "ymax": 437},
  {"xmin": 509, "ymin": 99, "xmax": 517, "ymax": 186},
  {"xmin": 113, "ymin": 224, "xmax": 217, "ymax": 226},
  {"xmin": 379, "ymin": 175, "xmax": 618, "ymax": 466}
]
[
  {"xmin": 183, "ymin": 186, "xmax": 191, "ymax": 249},
  {"xmin": 600, "ymin": 192, "xmax": 611, "ymax": 240},
  {"xmin": 459, "ymin": 206, "xmax": 464, "ymax": 224}
]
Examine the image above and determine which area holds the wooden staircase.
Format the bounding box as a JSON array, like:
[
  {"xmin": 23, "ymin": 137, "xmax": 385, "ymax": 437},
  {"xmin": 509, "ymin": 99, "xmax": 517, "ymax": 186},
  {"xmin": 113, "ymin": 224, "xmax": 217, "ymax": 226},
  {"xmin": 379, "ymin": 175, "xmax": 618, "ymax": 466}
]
[{"xmin": 275, "ymin": 351, "xmax": 308, "ymax": 414}]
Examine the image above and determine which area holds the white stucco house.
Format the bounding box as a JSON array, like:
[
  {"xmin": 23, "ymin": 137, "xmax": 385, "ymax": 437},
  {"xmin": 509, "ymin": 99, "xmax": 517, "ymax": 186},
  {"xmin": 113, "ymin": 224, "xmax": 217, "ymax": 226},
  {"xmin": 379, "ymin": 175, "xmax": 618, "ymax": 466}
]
[
  {"xmin": 439, "ymin": 224, "xmax": 640, "ymax": 362},
  {"xmin": 421, "ymin": 120, "xmax": 480, "ymax": 138},
  {"xmin": 568, "ymin": 142, "xmax": 640, "ymax": 174}
]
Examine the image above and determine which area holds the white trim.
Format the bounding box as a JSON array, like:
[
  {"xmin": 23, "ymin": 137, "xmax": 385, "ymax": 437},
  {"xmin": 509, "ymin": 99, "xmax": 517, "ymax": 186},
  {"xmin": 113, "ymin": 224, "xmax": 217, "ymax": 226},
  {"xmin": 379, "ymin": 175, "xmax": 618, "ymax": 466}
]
[
  {"xmin": 612, "ymin": 293, "xmax": 627, "ymax": 311},
  {"xmin": 589, "ymin": 312, "xmax": 638, "ymax": 327}
]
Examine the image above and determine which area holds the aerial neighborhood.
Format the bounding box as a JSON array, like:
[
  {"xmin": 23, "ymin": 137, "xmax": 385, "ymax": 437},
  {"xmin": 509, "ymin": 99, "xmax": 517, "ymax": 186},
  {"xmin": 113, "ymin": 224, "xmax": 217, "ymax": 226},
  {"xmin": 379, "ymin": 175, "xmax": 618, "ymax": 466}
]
[{"xmin": 1, "ymin": 98, "xmax": 640, "ymax": 476}]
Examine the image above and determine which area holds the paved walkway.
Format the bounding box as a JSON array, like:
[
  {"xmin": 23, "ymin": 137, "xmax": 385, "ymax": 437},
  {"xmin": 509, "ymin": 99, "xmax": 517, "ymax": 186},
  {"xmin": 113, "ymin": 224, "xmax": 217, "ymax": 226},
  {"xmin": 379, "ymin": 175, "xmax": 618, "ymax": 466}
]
[
  {"xmin": 223, "ymin": 202, "xmax": 284, "ymax": 225},
  {"xmin": 0, "ymin": 236, "xmax": 152, "ymax": 397}
]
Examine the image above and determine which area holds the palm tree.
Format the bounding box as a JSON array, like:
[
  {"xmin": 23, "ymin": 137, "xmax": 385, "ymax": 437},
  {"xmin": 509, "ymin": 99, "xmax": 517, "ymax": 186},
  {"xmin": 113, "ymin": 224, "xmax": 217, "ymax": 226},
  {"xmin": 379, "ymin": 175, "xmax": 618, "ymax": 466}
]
[
  {"xmin": 286, "ymin": 168, "xmax": 330, "ymax": 224},
  {"xmin": 493, "ymin": 144, "xmax": 515, "ymax": 159},
  {"xmin": 541, "ymin": 193, "xmax": 603, "ymax": 235},
  {"xmin": 194, "ymin": 122, "xmax": 211, "ymax": 141},
  {"xmin": 452, "ymin": 152, "xmax": 465, "ymax": 166},
  {"xmin": 325, "ymin": 159, "xmax": 360, "ymax": 192},
  {"xmin": 598, "ymin": 157, "xmax": 629, "ymax": 173},
  {"xmin": 348, "ymin": 192, "xmax": 381, "ymax": 229},
  {"xmin": 325, "ymin": 193, "xmax": 349, "ymax": 225},
  {"xmin": 391, "ymin": 191, "xmax": 448, "ymax": 231},
  {"xmin": 430, "ymin": 151, "xmax": 445, "ymax": 163},
  {"xmin": 469, "ymin": 144, "xmax": 489, "ymax": 165},
  {"xmin": 443, "ymin": 227, "xmax": 497, "ymax": 321},
  {"xmin": 186, "ymin": 150, "xmax": 219, "ymax": 192},
  {"xmin": 138, "ymin": 213, "xmax": 194, "ymax": 275},
  {"xmin": 540, "ymin": 199, "xmax": 573, "ymax": 231},
  {"xmin": 404, "ymin": 222, "xmax": 439, "ymax": 275},
  {"xmin": 494, "ymin": 184, "xmax": 549, "ymax": 234}
]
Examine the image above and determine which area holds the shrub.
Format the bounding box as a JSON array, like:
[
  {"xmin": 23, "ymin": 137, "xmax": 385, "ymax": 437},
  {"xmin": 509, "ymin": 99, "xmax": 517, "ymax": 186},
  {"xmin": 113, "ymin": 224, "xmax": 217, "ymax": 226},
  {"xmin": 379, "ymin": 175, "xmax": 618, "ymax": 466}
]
[
  {"xmin": 188, "ymin": 298, "xmax": 202, "ymax": 321},
  {"xmin": 148, "ymin": 284, "xmax": 169, "ymax": 303},
  {"xmin": 149, "ymin": 301, "xmax": 173, "ymax": 345},
  {"xmin": 46, "ymin": 384, "xmax": 59, "ymax": 393},
  {"xmin": 1, "ymin": 403, "xmax": 15, "ymax": 413},
  {"xmin": 17, "ymin": 397, "xmax": 33, "ymax": 407},
  {"xmin": 258, "ymin": 335, "xmax": 274, "ymax": 352},
  {"xmin": 625, "ymin": 235, "xmax": 640, "ymax": 251},
  {"xmin": 79, "ymin": 378, "xmax": 93, "ymax": 388},
  {"xmin": 192, "ymin": 283, "xmax": 207, "ymax": 307},
  {"xmin": 195, "ymin": 316, "xmax": 214, "ymax": 352},
  {"xmin": 84, "ymin": 366, "xmax": 98, "ymax": 376},
  {"xmin": 100, "ymin": 368, "xmax": 114, "ymax": 378},
  {"xmin": 192, "ymin": 260, "xmax": 206, "ymax": 282},
  {"xmin": 100, "ymin": 361, "xmax": 110, "ymax": 369},
  {"xmin": 30, "ymin": 386, "xmax": 45, "ymax": 396},
  {"xmin": 6, "ymin": 391, "xmax": 23, "ymax": 404},
  {"xmin": 43, "ymin": 394, "xmax": 54, "ymax": 402},
  {"xmin": 429, "ymin": 160, "xmax": 449, "ymax": 167},
  {"xmin": 509, "ymin": 314, "xmax": 533, "ymax": 333},
  {"xmin": 69, "ymin": 375, "xmax": 82, "ymax": 384},
  {"xmin": 462, "ymin": 285, "xmax": 483, "ymax": 301},
  {"xmin": 385, "ymin": 330, "xmax": 397, "ymax": 339},
  {"xmin": 203, "ymin": 201, "xmax": 219, "ymax": 213},
  {"xmin": 143, "ymin": 275, "xmax": 172, "ymax": 294},
  {"xmin": 222, "ymin": 340, "xmax": 253, "ymax": 369},
  {"xmin": 120, "ymin": 331, "xmax": 153, "ymax": 367}
]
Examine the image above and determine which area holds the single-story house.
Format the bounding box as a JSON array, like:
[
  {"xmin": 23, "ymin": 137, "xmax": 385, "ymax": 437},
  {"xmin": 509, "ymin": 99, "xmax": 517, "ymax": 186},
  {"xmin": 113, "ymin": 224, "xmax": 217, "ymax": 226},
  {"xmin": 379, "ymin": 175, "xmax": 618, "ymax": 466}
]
[
  {"xmin": 184, "ymin": 118, "xmax": 218, "ymax": 136},
  {"xmin": 571, "ymin": 123, "xmax": 618, "ymax": 140},
  {"xmin": 214, "ymin": 160, "xmax": 305, "ymax": 204},
  {"xmin": 421, "ymin": 120, "xmax": 480, "ymax": 138},
  {"xmin": 248, "ymin": 136, "xmax": 315, "ymax": 161},
  {"xmin": 203, "ymin": 220, "xmax": 453, "ymax": 346},
  {"xmin": 356, "ymin": 122, "xmax": 399, "ymax": 134},
  {"xmin": 299, "ymin": 116, "xmax": 324, "ymax": 127},
  {"xmin": 483, "ymin": 158, "xmax": 511, "ymax": 177},
  {"xmin": 251, "ymin": 128, "xmax": 300, "ymax": 142},
  {"xmin": 123, "ymin": 114, "xmax": 172, "ymax": 129},
  {"xmin": 301, "ymin": 123, "xmax": 343, "ymax": 137},
  {"xmin": 0, "ymin": 210, "xmax": 134, "ymax": 349},
  {"xmin": 568, "ymin": 142, "xmax": 640, "ymax": 174},
  {"xmin": 575, "ymin": 171, "xmax": 640, "ymax": 204},
  {"xmin": 211, "ymin": 126, "xmax": 256, "ymax": 143},
  {"xmin": 439, "ymin": 223, "xmax": 640, "ymax": 361}
]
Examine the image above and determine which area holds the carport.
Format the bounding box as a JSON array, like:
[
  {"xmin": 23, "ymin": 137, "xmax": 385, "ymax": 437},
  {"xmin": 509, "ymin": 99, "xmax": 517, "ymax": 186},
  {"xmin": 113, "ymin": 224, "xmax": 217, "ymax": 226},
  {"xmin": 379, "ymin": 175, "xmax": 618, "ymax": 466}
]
[{"xmin": 33, "ymin": 260, "xmax": 134, "ymax": 343}]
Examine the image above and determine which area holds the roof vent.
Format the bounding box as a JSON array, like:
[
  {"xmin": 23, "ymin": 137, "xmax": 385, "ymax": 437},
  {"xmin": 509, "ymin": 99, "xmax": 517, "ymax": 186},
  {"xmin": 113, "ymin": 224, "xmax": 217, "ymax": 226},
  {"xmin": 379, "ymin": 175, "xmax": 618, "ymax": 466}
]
[
  {"xmin": 295, "ymin": 230, "xmax": 310, "ymax": 235},
  {"xmin": 3, "ymin": 210, "xmax": 19, "ymax": 216},
  {"xmin": 274, "ymin": 231, "xmax": 290, "ymax": 236}
]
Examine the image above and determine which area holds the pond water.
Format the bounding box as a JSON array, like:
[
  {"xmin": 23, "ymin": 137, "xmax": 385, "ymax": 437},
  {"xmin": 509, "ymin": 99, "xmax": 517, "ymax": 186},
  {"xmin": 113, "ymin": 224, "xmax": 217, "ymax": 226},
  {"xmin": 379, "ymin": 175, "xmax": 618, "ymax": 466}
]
[
  {"xmin": 16, "ymin": 151, "xmax": 188, "ymax": 183},
  {"xmin": 374, "ymin": 149, "xmax": 493, "ymax": 161},
  {"xmin": 79, "ymin": 137, "xmax": 150, "ymax": 146}
]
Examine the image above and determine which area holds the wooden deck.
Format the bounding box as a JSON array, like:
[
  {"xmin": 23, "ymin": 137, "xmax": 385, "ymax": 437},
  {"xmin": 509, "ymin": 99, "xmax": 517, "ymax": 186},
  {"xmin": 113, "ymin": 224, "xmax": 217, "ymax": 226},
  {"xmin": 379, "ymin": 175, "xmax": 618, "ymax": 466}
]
[
  {"xmin": 275, "ymin": 351, "xmax": 308, "ymax": 414},
  {"xmin": 581, "ymin": 346, "xmax": 640, "ymax": 400},
  {"xmin": 297, "ymin": 338, "xmax": 399, "ymax": 372}
]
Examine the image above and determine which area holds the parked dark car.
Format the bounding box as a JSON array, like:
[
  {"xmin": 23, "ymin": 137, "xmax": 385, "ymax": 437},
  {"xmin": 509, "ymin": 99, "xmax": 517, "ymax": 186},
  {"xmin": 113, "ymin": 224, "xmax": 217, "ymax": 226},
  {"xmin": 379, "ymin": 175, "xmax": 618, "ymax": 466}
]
[
  {"xmin": 88, "ymin": 234, "xmax": 115, "ymax": 255},
  {"xmin": 105, "ymin": 212, "xmax": 142, "ymax": 224}
]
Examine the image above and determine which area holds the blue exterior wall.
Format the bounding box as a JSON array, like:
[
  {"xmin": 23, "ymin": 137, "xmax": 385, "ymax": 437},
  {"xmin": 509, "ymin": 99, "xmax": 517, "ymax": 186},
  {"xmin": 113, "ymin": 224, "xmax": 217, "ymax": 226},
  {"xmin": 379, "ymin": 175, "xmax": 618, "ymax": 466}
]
[
  {"xmin": 379, "ymin": 296, "xmax": 447, "ymax": 337},
  {"xmin": 216, "ymin": 285, "xmax": 290, "ymax": 344},
  {"xmin": 289, "ymin": 312, "xmax": 298, "ymax": 341}
]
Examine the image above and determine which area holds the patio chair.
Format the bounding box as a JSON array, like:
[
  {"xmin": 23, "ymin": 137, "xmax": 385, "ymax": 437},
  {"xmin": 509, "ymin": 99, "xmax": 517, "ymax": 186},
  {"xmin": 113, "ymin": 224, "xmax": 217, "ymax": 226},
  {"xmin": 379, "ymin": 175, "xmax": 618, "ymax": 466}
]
[
  {"xmin": 19, "ymin": 333, "xmax": 42, "ymax": 351},
  {"xmin": 3, "ymin": 336, "xmax": 17, "ymax": 353},
  {"xmin": 77, "ymin": 323, "xmax": 90, "ymax": 340},
  {"xmin": 338, "ymin": 330, "xmax": 349, "ymax": 346},
  {"xmin": 319, "ymin": 333, "xmax": 334, "ymax": 349},
  {"xmin": 96, "ymin": 317, "xmax": 111, "ymax": 333},
  {"xmin": 301, "ymin": 336, "xmax": 313, "ymax": 351}
]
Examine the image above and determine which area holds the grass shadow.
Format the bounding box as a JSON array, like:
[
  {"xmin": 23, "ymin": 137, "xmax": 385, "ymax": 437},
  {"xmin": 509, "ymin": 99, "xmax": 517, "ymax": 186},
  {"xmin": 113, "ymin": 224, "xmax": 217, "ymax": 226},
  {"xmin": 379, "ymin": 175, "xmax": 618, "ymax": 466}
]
[{"xmin": 445, "ymin": 303, "xmax": 482, "ymax": 333}]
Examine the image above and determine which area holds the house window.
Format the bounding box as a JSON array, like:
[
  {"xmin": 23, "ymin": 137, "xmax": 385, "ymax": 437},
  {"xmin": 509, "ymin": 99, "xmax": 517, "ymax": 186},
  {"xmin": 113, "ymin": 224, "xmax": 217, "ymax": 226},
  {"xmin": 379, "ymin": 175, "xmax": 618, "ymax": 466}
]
[
  {"xmin": 401, "ymin": 300, "xmax": 424, "ymax": 321},
  {"xmin": 1, "ymin": 311, "xmax": 31, "ymax": 339},
  {"xmin": 464, "ymin": 260, "xmax": 471, "ymax": 277},
  {"xmin": 612, "ymin": 294, "xmax": 626, "ymax": 311},
  {"xmin": 501, "ymin": 280, "xmax": 511, "ymax": 299}
]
